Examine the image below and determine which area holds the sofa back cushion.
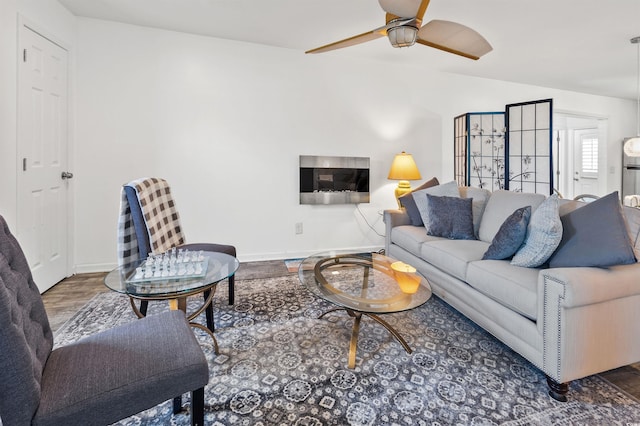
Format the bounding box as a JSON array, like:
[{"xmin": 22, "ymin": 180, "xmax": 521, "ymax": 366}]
[
  {"xmin": 459, "ymin": 186, "xmax": 491, "ymax": 238},
  {"xmin": 478, "ymin": 190, "xmax": 546, "ymax": 243}
]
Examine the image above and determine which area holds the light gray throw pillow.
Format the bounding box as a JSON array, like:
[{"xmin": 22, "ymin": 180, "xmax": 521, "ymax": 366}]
[
  {"xmin": 459, "ymin": 186, "xmax": 491, "ymax": 238},
  {"xmin": 511, "ymin": 194, "xmax": 562, "ymax": 268},
  {"xmin": 413, "ymin": 181, "xmax": 460, "ymax": 233}
]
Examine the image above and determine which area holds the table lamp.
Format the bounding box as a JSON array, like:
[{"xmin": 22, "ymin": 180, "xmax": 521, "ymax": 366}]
[
  {"xmin": 388, "ymin": 151, "xmax": 421, "ymax": 207},
  {"xmin": 391, "ymin": 261, "xmax": 421, "ymax": 294}
]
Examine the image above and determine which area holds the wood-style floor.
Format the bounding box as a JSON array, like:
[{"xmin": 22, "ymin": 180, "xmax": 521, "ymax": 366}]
[{"xmin": 41, "ymin": 260, "xmax": 640, "ymax": 402}]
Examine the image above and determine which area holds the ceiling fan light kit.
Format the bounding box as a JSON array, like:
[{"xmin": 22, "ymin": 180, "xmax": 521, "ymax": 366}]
[
  {"xmin": 306, "ymin": 0, "xmax": 492, "ymax": 60},
  {"xmin": 387, "ymin": 20, "xmax": 419, "ymax": 48}
]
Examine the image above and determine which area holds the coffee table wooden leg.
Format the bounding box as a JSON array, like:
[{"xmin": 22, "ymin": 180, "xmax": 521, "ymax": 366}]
[
  {"xmin": 348, "ymin": 312, "xmax": 362, "ymax": 369},
  {"xmin": 129, "ymin": 297, "xmax": 145, "ymax": 319},
  {"xmin": 190, "ymin": 323, "xmax": 220, "ymax": 354},
  {"xmin": 318, "ymin": 307, "xmax": 344, "ymax": 319},
  {"xmin": 366, "ymin": 313, "xmax": 412, "ymax": 354},
  {"xmin": 168, "ymin": 297, "xmax": 218, "ymax": 353},
  {"xmin": 169, "ymin": 298, "xmax": 187, "ymax": 311}
]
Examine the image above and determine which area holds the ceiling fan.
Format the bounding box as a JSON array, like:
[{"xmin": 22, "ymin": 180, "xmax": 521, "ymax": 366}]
[{"xmin": 306, "ymin": 0, "xmax": 492, "ymax": 60}]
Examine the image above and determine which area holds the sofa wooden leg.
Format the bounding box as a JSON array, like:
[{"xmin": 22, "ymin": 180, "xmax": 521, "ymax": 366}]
[
  {"xmin": 191, "ymin": 387, "xmax": 205, "ymax": 426},
  {"xmin": 546, "ymin": 376, "xmax": 569, "ymax": 402}
]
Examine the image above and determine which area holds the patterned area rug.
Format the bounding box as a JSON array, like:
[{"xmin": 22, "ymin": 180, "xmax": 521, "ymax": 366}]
[{"xmin": 54, "ymin": 275, "xmax": 640, "ymax": 425}]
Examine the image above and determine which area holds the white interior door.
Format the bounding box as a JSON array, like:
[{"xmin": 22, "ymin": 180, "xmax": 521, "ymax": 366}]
[
  {"xmin": 572, "ymin": 128, "xmax": 600, "ymax": 197},
  {"xmin": 17, "ymin": 25, "xmax": 70, "ymax": 293}
]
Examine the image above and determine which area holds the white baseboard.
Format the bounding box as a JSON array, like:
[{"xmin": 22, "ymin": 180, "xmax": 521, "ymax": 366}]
[{"xmin": 74, "ymin": 262, "xmax": 117, "ymax": 274}]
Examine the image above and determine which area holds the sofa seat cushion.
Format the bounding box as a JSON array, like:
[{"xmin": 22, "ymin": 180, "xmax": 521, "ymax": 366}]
[
  {"xmin": 420, "ymin": 239, "xmax": 490, "ymax": 282},
  {"xmin": 466, "ymin": 260, "xmax": 540, "ymax": 320},
  {"xmin": 390, "ymin": 226, "xmax": 442, "ymax": 258}
]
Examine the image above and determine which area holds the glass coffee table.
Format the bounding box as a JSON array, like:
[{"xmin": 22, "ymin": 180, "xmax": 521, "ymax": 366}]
[
  {"xmin": 298, "ymin": 251, "xmax": 431, "ymax": 368},
  {"xmin": 104, "ymin": 250, "xmax": 239, "ymax": 353}
]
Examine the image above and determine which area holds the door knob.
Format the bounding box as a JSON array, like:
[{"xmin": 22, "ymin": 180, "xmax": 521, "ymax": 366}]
[{"xmin": 61, "ymin": 171, "xmax": 74, "ymax": 180}]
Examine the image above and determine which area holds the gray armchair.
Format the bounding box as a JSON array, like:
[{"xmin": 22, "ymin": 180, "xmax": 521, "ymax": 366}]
[
  {"xmin": 119, "ymin": 177, "xmax": 237, "ymax": 331},
  {"xmin": 0, "ymin": 215, "xmax": 209, "ymax": 426}
]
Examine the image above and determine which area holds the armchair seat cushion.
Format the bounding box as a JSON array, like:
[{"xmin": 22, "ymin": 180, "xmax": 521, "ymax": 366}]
[
  {"xmin": 181, "ymin": 242, "xmax": 236, "ymax": 257},
  {"xmin": 33, "ymin": 310, "xmax": 208, "ymax": 426}
]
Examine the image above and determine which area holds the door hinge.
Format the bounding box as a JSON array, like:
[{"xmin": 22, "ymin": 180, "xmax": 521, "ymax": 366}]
[
  {"xmin": 23, "ymin": 158, "xmax": 26, "ymax": 171},
  {"xmin": 23, "ymin": 48, "xmax": 27, "ymax": 62}
]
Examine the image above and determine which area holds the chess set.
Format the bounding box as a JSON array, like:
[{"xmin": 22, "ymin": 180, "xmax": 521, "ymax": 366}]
[{"xmin": 127, "ymin": 248, "xmax": 209, "ymax": 284}]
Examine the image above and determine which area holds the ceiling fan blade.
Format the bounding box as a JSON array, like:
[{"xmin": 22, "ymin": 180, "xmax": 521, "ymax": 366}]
[
  {"xmin": 417, "ymin": 20, "xmax": 493, "ymax": 60},
  {"xmin": 305, "ymin": 30, "xmax": 385, "ymax": 54},
  {"xmin": 415, "ymin": 0, "xmax": 432, "ymax": 21},
  {"xmin": 306, "ymin": 19, "xmax": 415, "ymax": 54},
  {"xmin": 379, "ymin": 0, "xmax": 430, "ymax": 19}
]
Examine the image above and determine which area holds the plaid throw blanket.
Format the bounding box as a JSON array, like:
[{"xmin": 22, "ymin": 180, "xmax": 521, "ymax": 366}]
[{"xmin": 117, "ymin": 177, "xmax": 185, "ymax": 266}]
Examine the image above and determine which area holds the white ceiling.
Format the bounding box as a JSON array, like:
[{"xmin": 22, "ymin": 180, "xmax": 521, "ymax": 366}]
[{"xmin": 58, "ymin": 0, "xmax": 640, "ymax": 101}]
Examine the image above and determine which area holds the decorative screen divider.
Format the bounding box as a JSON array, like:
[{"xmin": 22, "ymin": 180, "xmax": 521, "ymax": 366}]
[
  {"xmin": 505, "ymin": 99, "xmax": 553, "ymax": 195},
  {"xmin": 455, "ymin": 99, "xmax": 554, "ymax": 195},
  {"xmin": 453, "ymin": 112, "xmax": 506, "ymax": 190},
  {"xmin": 454, "ymin": 114, "xmax": 467, "ymax": 186}
]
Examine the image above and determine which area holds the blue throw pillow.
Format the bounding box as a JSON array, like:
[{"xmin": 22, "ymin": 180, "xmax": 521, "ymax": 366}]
[
  {"xmin": 399, "ymin": 177, "xmax": 439, "ymax": 226},
  {"xmin": 425, "ymin": 194, "xmax": 475, "ymax": 240},
  {"xmin": 413, "ymin": 181, "xmax": 461, "ymax": 230},
  {"xmin": 548, "ymin": 191, "xmax": 636, "ymax": 268},
  {"xmin": 482, "ymin": 206, "xmax": 531, "ymax": 260},
  {"xmin": 511, "ymin": 194, "xmax": 563, "ymax": 268}
]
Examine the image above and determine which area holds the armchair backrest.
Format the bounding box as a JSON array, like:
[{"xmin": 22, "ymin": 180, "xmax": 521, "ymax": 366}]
[
  {"xmin": 124, "ymin": 185, "xmax": 152, "ymax": 259},
  {"xmin": 0, "ymin": 215, "xmax": 53, "ymax": 425},
  {"xmin": 118, "ymin": 178, "xmax": 185, "ymax": 266}
]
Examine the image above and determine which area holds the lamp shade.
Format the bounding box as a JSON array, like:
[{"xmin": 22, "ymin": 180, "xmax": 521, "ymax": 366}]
[
  {"xmin": 387, "ymin": 152, "xmax": 421, "ymax": 180},
  {"xmin": 624, "ymin": 137, "xmax": 640, "ymax": 157}
]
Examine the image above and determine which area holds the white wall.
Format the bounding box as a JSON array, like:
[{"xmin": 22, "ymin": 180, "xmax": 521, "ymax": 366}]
[
  {"xmin": 72, "ymin": 18, "xmax": 637, "ymax": 271},
  {"xmin": 74, "ymin": 19, "xmax": 444, "ymax": 269}
]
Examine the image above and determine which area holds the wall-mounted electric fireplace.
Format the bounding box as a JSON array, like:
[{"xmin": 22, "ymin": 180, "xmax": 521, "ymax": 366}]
[{"xmin": 299, "ymin": 155, "xmax": 370, "ymax": 205}]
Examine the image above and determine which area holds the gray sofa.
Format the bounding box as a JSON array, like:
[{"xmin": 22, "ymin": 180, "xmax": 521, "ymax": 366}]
[{"xmin": 384, "ymin": 187, "xmax": 640, "ymax": 401}]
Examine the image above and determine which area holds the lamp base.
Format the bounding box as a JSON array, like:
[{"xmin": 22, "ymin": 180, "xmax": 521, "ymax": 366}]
[{"xmin": 394, "ymin": 181, "xmax": 412, "ymax": 208}]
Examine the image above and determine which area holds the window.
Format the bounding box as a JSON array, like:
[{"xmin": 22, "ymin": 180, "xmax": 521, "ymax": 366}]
[{"xmin": 581, "ymin": 137, "xmax": 598, "ymax": 175}]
